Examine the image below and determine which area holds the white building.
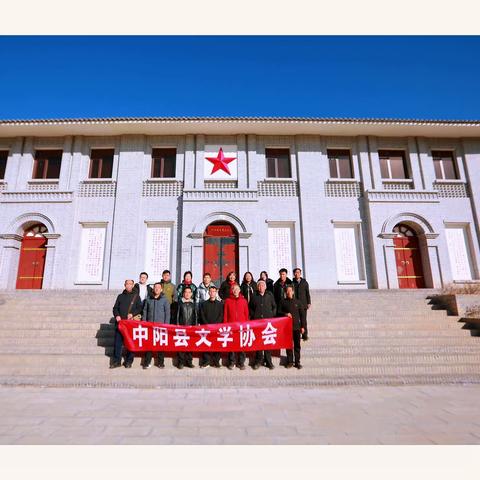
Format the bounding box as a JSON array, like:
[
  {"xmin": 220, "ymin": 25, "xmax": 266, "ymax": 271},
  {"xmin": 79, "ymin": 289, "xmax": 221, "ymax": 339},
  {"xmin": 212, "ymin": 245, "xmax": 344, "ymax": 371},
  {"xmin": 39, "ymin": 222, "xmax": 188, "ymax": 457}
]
[{"xmin": 0, "ymin": 116, "xmax": 479, "ymax": 290}]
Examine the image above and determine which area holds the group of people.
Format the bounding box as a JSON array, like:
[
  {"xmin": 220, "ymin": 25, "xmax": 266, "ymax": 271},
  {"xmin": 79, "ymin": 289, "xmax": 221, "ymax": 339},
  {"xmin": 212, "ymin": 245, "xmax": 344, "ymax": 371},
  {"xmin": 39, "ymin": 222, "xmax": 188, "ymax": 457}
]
[{"xmin": 111, "ymin": 268, "xmax": 311, "ymax": 371}]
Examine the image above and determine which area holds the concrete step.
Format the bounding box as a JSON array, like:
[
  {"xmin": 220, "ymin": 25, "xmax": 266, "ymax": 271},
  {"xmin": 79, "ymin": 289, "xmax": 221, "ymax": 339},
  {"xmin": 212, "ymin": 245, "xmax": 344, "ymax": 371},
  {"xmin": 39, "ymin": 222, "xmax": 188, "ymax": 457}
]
[
  {"xmin": 2, "ymin": 339, "xmax": 479, "ymax": 355},
  {"xmin": 0, "ymin": 362, "xmax": 479, "ymax": 379},
  {"xmin": 0, "ymin": 373, "xmax": 478, "ymax": 388},
  {"xmin": 1, "ymin": 351, "xmax": 480, "ymax": 366}
]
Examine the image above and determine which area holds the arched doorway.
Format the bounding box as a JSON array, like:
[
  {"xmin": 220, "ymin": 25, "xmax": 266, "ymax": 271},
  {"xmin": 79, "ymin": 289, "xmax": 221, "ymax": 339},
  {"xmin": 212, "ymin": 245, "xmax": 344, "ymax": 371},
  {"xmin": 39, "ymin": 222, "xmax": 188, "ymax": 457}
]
[
  {"xmin": 16, "ymin": 223, "xmax": 48, "ymax": 289},
  {"xmin": 393, "ymin": 223, "xmax": 425, "ymax": 288},
  {"xmin": 203, "ymin": 222, "xmax": 239, "ymax": 288}
]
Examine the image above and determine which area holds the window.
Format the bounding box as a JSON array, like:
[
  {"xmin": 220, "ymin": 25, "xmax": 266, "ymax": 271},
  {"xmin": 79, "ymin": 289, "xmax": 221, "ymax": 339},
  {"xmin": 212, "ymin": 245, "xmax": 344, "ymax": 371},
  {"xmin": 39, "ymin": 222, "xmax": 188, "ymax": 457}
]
[
  {"xmin": 89, "ymin": 149, "xmax": 114, "ymax": 179},
  {"xmin": 33, "ymin": 150, "xmax": 62, "ymax": 179},
  {"xmin": 265, "ymin": 148, "xmax": 291, "ymax": 178},
  {"xmin": 379, "ymin": 150, "xmax": 409, "ymax": 179},
  {"xmin": 333, "ymin": 223, "xmax": 365, "ymax": 282},
  {"xmin": 0, "ymin": 150, "xmax": 8, "ymax": 179},
  {"xmin": 432, "ymin": 151, "xmax": 458, "ymax": 180},
  {"xmin": 151, "ymin": 148, "xmax": 176, "ymax": 178},
  {"xmin": 328, "ymin": 149, "xmax": 353, "ymax": 179}
]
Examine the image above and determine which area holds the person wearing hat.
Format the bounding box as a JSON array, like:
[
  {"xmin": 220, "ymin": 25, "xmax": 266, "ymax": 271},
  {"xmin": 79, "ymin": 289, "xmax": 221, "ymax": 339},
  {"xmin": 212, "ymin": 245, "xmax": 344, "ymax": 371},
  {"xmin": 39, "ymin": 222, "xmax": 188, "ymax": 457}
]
[{"xmin": 199, "ymin": 284, "xmax": 223, "ymax": 368}]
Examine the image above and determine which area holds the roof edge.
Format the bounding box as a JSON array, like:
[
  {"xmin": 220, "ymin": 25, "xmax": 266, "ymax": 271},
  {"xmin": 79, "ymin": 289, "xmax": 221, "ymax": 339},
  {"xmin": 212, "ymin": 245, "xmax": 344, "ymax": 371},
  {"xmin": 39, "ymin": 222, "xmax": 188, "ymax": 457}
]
[{"xmin": 0, "ymin": 116, "xmax": 480, "ymax": 126}]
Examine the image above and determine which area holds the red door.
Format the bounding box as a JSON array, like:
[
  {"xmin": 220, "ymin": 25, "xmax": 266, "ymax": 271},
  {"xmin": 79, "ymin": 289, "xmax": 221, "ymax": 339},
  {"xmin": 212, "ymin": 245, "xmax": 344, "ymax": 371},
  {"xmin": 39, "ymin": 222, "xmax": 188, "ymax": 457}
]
[
  {"xmin": 16, "ymin": 234, "xmax": 47, "ymax": 289},
  {"xmin": 204, "ymin": 223, "xmax": 239, "ymax": 288},
  {"xmin": 393, "ymin": 224, "xmax": 425, "ymax": 289}
]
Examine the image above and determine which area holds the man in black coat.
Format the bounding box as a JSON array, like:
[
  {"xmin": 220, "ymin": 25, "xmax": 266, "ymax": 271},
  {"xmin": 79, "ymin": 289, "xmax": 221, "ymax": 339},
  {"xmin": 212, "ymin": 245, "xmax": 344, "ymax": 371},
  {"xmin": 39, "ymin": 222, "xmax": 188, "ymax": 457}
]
[
  {"xmin": 174, "ymin": 286, "xmax": 197, "ymax": 369},
  {"xmin": 111, "ymin": 279, "xmax": 143, "ymax": 368},
  {"xmin": 278, "ymin": 284, "xmax": 306, "ymax": 369},
  {"xmin": 273, "ymin": 268, "xmax": 293, "ymax": 307},
  {"xmin": 293, "ymin": 267, "xmax": 311, "ymax": 341},
  {"xmin": 249, "ymin": 280, "xmax": 277, "ymax": 370},
  {"xmin": 199, "ymin": 284, "xmax": 223, "ymax": 369},
  {"xmin": 133, "ymin": 271, "xmax": 153, "ymax": 304}
]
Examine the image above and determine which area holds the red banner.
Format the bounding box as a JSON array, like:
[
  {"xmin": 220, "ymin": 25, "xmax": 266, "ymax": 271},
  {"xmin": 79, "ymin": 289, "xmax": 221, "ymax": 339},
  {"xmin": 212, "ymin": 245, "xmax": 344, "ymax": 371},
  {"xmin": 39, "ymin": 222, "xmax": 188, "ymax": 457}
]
[{"xmin": 118, "ymin": 317, "xmax": 293, "ymax": 352}]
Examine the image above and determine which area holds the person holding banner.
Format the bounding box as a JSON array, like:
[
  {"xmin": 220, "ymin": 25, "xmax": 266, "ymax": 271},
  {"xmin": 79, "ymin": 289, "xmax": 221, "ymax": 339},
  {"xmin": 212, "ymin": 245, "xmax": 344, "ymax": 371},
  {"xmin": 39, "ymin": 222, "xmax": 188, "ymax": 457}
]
[
  {"xmin": 249, "ymin": 280, "xmax": 277, "ymax": 370},
  {"xmin": 224, "ymin": 284, "xmax": 249, "ymax": 370},
  {"xmin": 111, "ymin": 279, "xmax": 143, "ymax": 369},
  {"xmin": 175, "ymin": 286, "xmax": 198, "ymax": 369},
  {"xmin": 278, "ymin": 284, "xmax": 305, "ymax": 370},
  {"xmin": 142, "ymin": 282, "xmax": 170, "ymax": 370},
  {"xmin": 199, "ymin": 284, "xmax": 223, "ymax": 368}
]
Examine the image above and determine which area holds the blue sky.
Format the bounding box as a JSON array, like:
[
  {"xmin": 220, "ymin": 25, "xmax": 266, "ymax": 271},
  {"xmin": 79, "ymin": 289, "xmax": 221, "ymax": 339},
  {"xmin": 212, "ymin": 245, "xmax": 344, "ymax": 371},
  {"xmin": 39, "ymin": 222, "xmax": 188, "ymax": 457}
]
[{"xmin": 0, "ymin": 36, "xmax": 479, "ymax": 120}]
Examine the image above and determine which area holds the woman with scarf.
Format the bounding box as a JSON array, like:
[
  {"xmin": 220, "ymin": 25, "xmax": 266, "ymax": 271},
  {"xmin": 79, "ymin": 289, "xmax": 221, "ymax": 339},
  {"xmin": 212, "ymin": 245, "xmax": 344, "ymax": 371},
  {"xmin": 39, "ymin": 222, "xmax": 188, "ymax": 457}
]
[{"xmin": 176, "ymin": 271, "xmax": 198, "ymax": 301}]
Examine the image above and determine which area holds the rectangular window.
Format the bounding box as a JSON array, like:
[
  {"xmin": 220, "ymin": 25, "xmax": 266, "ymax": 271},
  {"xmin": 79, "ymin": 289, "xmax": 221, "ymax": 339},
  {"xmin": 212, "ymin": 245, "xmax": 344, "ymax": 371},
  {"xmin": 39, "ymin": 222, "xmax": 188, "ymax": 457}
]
[
  {"xmin": 0, "ymin": 150, "xmax": 8, "ymax": 179},
  {"xmin": 379, "ymin": 150, "xmax": 409, "ymax": 179},
  {"xmin": 77, "ymin": 224, "xmax": 107, "ymax": 283},
  {"xmin": 268, "ymin": 223, "xmax": 296, "ymax": 276},
  {"xmin": 328, "ymin": 149, "xmax": 353, "ymax": 178},
  {"xmin": 445, "ymin": 225, "xmax": 474, "ymax": 281},
  {"xmin": 432, "ymin": 151, "xmax": 458, "ymax": 180},
  {"xmin": 145, "ymin": 223, "xmax": 172, "ymax": 279},
  {"xmin": 33, "ymin": 150, "xmax": 62, "ymax": 179},
  {"xmin": 89, "ymin": 149, "xmax": 114, "ymax": 179},
  {"xmin": 265, "ymin": 148, "xmax": 291, "ymax": 178},
  {"xmin": 333, "ymin": 224, "xmax": 365, "ymax": 282},
  {"xmin": 152, "ymin": 148, "xmax": 176, "ymax": 178}
]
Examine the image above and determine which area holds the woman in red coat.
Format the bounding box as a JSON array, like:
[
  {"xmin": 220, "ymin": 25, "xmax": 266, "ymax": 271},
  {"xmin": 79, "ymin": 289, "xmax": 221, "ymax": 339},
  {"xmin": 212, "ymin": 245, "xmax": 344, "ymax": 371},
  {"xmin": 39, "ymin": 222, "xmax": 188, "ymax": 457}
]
[{"xmin": 223, "ymin": 284, "xmax": 249, "ymax": 370}]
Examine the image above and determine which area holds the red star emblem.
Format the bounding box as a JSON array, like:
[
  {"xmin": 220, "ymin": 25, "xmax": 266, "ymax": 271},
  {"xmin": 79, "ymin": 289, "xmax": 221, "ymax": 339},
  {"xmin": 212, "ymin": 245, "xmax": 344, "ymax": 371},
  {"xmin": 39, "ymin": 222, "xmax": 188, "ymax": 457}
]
[{"xmin": 206, "ymin": 148, "xmax": 236, "ymax": 175}]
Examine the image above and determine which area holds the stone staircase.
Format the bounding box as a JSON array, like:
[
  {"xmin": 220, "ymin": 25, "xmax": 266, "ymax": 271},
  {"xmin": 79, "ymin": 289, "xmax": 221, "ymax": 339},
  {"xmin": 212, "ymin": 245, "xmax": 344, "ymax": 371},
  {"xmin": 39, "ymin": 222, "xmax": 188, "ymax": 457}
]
[{"xmin": 0, "ymin": 289, "xmax": 479, "ymax": 388}]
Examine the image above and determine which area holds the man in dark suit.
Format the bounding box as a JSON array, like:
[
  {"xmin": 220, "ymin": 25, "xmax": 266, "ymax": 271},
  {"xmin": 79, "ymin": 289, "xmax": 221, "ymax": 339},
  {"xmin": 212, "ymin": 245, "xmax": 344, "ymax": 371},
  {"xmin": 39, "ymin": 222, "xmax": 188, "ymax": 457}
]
[
  {"xmin": 293, "ymin": 267, "xmax": 311, "ymax": 341},
  {"xmin": 278, "ymin": 285, "xmax": 305, "ymax": 369},
  {"xmin": 199, "ymin": 284, "xmax": 223, "ymax": 368},
  {"xmin": 273, "ymin": 268, "xmax": 293, "ymax": 307},
  {"xmin": 249, "ymin": 280, "xmax": 276, "ymax": 370},
  {"xmin": 111, "ymin": 279, "xmax": 143, "ymax": 369}
]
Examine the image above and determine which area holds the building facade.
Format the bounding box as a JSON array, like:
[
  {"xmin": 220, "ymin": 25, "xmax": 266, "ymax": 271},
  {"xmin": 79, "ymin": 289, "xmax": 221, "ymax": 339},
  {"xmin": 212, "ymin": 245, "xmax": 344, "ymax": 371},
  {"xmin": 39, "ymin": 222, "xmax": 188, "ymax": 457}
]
[{"xmin": 0, "ymin": 117, "xmax": 479, "ymax": 290}]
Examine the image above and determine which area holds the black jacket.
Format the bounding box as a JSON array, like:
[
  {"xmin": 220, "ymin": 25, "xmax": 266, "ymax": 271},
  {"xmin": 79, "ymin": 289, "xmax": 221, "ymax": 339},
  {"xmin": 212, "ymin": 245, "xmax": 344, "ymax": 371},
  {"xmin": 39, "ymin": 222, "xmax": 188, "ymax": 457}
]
[
  {"xmin": 175, "ymin": 299, "xmax": 198, "ymax": 326},
  {"xmin": 113, "ymin": 290, "xmax": 143, "ymax": 319},
  {"xmin": 293, "ymin": 277, "xmax": 311, "ymax": 308},
  {"xmin": 199, "ymin": 299, "xmax": 224, "ymax": 324},
  {"xmin": 249, "ymin": 291, "xmax": 276, "ymax": 320},
  {"xmin": 240, "ymin": 281, "xmax": 257, "ymax": 304},
  {"xmin": 265, "ymin": 278, "xmax": 274, "ymax": 293},
  {"xmin": 219, "ymin": 280, "xmax": 235, "ymax": 300},
  {"xmin": 278, "ymin": 297, "xmax": 305, "ymax": 331},
  {"xmin": 133, "ymin": 283, "xmax": 153, "ymax": 303},
  {"xmin": 273, "ymin": 277, "xmax": 293, "ymax": 306}
]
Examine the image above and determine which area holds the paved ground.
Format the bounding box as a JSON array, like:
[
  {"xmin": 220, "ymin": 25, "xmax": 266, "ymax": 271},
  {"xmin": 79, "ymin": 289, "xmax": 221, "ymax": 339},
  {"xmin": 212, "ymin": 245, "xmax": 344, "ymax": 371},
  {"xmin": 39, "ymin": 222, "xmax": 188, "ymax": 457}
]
[{"xmin": 1, "ymin": 384, "xmax": 480, "ymax": 444}]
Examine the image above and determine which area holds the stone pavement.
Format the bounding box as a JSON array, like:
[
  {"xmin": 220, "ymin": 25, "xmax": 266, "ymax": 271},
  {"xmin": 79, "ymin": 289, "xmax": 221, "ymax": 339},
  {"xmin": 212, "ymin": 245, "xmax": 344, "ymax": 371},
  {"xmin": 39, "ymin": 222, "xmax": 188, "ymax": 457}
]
[{"xmin": 1, "ymin": 384, "xmax": 480, "ymax": 444}]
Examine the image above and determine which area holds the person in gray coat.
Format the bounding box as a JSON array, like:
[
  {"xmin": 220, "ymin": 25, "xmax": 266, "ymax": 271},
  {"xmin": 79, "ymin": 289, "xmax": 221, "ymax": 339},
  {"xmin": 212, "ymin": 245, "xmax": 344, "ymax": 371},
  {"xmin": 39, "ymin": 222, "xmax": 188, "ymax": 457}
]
[{"xmin": 142, "ymin": 282, "xmax": 170, "ymax": 370}]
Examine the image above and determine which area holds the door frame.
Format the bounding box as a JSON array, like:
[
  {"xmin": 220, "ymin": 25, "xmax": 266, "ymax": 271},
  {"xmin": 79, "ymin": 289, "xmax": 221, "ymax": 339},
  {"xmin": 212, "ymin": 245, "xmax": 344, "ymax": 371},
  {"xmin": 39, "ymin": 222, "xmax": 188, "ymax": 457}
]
[
  {"xmin": 393, "ymin": 223, "xmax": 426, "ymax": 289},
  {"xmin": 203, "ymin": 221, "xmax": 239, "ymax": 286},
  {"xmin": 15, "ymin": 224, "xmax": 48, "ymax": 289}
]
